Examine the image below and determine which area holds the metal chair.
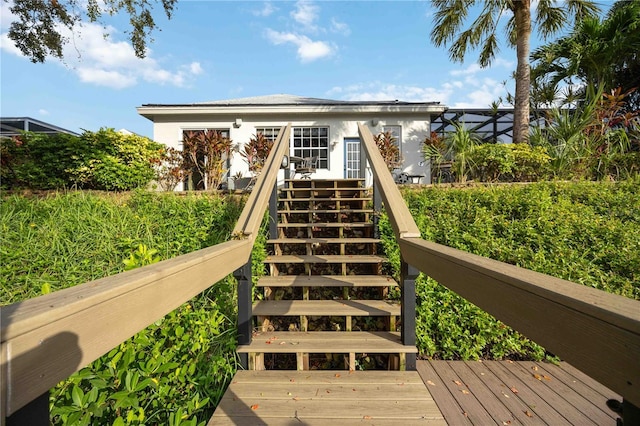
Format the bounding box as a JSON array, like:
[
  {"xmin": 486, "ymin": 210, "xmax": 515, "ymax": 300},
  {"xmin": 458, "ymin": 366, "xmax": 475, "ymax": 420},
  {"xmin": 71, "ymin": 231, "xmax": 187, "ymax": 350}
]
[{"xmin": 294, "ymin": 156, "xmax": 318, "ymax": 179}]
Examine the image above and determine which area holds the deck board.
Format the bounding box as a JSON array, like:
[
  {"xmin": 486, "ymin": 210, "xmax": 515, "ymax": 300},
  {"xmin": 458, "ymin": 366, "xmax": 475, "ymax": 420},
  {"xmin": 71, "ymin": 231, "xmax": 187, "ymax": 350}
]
[
  {"xmin": 417, "ymin": 360, "xmax": 620, "ymax": 426},
  {"xmin": 257, "ymin": 275, "xmax": 397, "ymax": 288},
  {"xmin": 210, "ymin": 370, "xmax": 446, "ymax": 425},
  {"xmin": 252, "ymin": 299, "xmax": 400, "ymax": 316}
]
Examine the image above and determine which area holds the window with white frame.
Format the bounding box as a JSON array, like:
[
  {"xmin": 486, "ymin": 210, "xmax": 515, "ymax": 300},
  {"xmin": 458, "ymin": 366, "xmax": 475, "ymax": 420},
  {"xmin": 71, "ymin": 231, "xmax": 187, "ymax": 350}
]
[
  {"xmin": 292, "ymin": 126, "xmax": 329, "ymax": 169},
  {"xmin": 382, "ymin": 125, "xmax": 402, "ymax": 164}
]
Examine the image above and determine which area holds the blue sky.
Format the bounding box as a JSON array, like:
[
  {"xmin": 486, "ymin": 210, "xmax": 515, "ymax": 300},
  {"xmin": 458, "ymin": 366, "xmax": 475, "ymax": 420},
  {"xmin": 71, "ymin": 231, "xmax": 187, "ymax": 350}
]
[{"xmin": 0, "ymin": 1, "xmax": 611, "ymax": 138}]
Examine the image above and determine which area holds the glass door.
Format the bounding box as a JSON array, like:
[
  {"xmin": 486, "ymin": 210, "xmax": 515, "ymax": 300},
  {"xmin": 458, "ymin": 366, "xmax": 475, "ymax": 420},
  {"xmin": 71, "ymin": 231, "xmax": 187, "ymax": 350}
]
[{"xmin": 344, "ymin": 137, "xmax": 361, "ymax": 178}]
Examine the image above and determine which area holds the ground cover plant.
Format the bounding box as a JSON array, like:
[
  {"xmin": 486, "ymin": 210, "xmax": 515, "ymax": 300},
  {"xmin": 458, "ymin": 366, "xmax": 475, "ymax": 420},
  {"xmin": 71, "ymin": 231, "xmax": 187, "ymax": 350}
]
[
  {"xmin": 380, "ymin": 180, "xmax": 639, "ymax": 360},
  {"xmin": 1, "ymin": 190, "xmax": 250, "ymax": 425}
]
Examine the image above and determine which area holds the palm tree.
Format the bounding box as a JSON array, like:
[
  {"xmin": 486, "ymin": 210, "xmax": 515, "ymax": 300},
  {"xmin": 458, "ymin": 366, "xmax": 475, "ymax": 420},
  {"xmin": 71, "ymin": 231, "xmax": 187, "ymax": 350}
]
[
  {"xmin": 430, "ymin": 0, "xmax": 599, "ymax": 143},
  {"xmin": 531, "ymin": 0, "xmax": 640, "ymax": 111}
]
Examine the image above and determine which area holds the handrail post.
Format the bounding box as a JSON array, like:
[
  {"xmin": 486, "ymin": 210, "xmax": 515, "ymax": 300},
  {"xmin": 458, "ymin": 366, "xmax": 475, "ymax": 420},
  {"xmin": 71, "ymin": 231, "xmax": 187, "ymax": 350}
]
[
  {"xmin": 234, "ymin": 256, "xmax": 252, "ymax": 370},
  {"xmin": 401, "ymin": 259, "xmax": 418, "ymax": 371},
  {"xmin": 373, "ymin": 182, "xmax": 381, "ymax": 239},
  {"xmin": 6, "ymin": 392, "xmax": 48, "ymax": 425},
  {"xmin": 269, "ymin": 183, "xmax": 278, "ymax": 240}
]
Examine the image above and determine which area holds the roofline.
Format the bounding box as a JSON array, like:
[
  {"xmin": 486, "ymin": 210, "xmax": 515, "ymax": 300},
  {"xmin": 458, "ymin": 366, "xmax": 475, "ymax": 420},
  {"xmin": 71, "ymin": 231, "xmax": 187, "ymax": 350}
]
[
  {"xmin": 0, "ymin": 116, "xmax": 80, "ymax": 136},
  {"xmin": 137, "ymin": 103, "xmax": 447, "ymax": 121}
]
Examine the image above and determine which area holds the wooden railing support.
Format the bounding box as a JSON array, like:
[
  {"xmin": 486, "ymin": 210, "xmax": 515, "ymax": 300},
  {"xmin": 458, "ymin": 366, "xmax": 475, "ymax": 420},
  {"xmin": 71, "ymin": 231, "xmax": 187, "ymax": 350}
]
[
  {"xmin": 623, "ymin": 399, "xmax": 640, "ymax": 425},
  {"xmin": 269, "ymin": 183, "xmax": 278, "ymax": 240},
  {"xmin": 401, "ymin": 259, "xmax": 418, "ymax": 371},
  {"xmin": 234, "ymin": 256, "xmax": 253, "ymax": 370},
  {"xmin": 5, "ymin": 392, "xmax": 48, "ymax": 426},
  {"xmin": 373, "ymin": 182, "xmax": 381, "ymax": 239}
]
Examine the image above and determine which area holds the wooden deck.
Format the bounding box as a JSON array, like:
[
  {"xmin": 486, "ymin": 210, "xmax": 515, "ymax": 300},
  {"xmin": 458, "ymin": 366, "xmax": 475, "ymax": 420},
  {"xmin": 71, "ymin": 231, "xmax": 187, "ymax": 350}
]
[
  {"xmin": 209, "ymin": 370, "xmax": 445, "ymax": 425},
  {"xmin": 210, "ymin": 360, "xmax": 620, "ymax": 425},
  {"xmin": 417, "ymin": 360, "xmax": 620, "ymax": 425}
]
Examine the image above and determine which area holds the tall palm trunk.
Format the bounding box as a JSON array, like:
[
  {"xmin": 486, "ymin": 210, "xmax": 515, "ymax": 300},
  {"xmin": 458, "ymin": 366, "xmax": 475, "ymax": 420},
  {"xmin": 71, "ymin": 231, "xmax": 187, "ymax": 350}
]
[{"xmin": 513, "ymin": 0, "xmax": 532, "ymax": 143}]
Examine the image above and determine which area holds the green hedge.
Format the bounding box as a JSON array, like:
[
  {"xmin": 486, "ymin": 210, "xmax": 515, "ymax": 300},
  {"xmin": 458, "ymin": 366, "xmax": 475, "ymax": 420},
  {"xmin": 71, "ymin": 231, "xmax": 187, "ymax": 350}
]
[
  {"xmin": 1, "ymin": 129, "xmax": 164, "ymax": 191},
  {"xmin": 1, "ymin": 191, "xmax": 248, "ymax": 425},
  {"xmin": 379, "ymin": 180, "xmax": 639, "ymax": 360}
]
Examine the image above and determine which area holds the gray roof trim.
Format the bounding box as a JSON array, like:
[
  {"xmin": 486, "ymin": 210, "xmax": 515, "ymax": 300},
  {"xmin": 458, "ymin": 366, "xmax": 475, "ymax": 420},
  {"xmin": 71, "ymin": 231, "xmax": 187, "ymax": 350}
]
[{"xmin": 140, "ymin": 94, "xmax": 442, "ymax": 108}]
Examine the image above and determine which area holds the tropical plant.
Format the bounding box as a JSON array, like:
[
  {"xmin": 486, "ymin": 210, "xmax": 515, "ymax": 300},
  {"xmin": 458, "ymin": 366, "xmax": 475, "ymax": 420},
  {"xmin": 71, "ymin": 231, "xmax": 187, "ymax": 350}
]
[
  {"xmin": 182, "ymin": 130, "xmax": 234, "ymax": 191},
  {"xmin": 531, "ymin": 0, "xmax": 640, "ymax": 111},
  {"xmin": 430, "ymin": 0, "xmax": 599, "ymax": 143},
  {"xmin": 531, "ymin": 85, "xmax": 640, "ymax": 179},
  {"xmin": 374, "ymin": 131, "xmax": 401, "ymax": 171},
  {"xmin": 153, "ymin": 147, "xmax": 186, "ymax": 191},
  {"xmin": 443, "ymin": 123, "xmax": 481, "ymax": 183},
  {"xmin": 240, "ymin": 133, "xmax": 274, "ymax": 178}
]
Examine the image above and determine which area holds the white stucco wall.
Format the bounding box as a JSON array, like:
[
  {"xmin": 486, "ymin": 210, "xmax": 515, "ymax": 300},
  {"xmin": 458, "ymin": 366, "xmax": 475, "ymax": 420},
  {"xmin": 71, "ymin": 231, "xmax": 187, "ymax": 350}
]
[{"xmin": 149, "ymin": 111, "xmax": 436, "ymax": 190}]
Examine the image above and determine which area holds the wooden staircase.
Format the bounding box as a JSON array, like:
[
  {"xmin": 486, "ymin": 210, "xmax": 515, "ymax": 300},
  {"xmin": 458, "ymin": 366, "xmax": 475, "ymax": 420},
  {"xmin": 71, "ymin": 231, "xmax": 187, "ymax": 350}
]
[{"xmin": 237, "ymin": 178, "xmax": 417, "ymax": 371}]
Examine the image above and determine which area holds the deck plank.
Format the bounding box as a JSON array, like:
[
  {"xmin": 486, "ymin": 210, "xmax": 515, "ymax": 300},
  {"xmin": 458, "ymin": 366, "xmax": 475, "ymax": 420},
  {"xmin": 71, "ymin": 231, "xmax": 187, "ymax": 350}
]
[
  {"xmin": 428, "ymin": 360, "xmax": 498, "ymax": 425},
  {"xmin": 252, "ymin": 299, "xmax": 400, "ymax": 316},
  {"xmin": 210, "ymin": 370, "xmax": 445, "ymax": 425},
  {"xmin": 528, "ymin": 361, "xmax": 617, "ymax": 422},
  {"xmin": 237, "ymin": 331, "xmax": 416, "ymax": 354},
  {"xmin": 448, "ymin": 361, "xmax": 523, "ymax": 425},
  {"xmin": 416, "ymin": 359, "xmax": 472, "ymax": 425},
  {"xmin": 488, "ymin": 361, "xmax": 594, "ymax": 425},
  {"xmin": 464, "ymin": 361, "xmax": 543, "ymax": 425},
  {"xmin": 264, "ymin": 254, "xmax": 385, "ymax": 263},
  {"xmin": 257, "ymin": 275, "xmax": 397, "ymax": 288}
]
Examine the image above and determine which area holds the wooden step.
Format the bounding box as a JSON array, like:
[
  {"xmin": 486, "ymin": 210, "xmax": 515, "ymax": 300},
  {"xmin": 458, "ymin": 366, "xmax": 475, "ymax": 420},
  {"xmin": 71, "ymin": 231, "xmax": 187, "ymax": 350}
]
[
  {"xmin": 278, "ymin": 197, "xmax": 372, "ymax": 202},
  {"xmin": 277, "ymin": 223, "xmax": 373, "ymax": 228},
  {"xmin": 257, "ymin": 275, "xmax": 397, "ymax": 288},
  {"xmin": 267, "ymin": 238, "xmax": 380, "ymax": 244},
  {"xmin": 264, "ymin": 255, "xmax": 386, "ymax": 264},
  {"xmin": 253, "ymin": 300, "xmax": 400, "ymax": 317},
  {"xmin": 237, "ymin": 331, "xmax": 416, "ymax": 354},
  {"xmin": 278, "ymin": 209, "xmax": 374, "ymax": 214}
]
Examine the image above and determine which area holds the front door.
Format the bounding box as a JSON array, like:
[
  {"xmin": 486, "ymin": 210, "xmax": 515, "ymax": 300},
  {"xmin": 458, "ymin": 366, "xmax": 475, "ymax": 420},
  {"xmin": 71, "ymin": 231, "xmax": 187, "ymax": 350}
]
[{"xmin": 344, "ymin": 138, "xmax": 361, "ymax": 178}]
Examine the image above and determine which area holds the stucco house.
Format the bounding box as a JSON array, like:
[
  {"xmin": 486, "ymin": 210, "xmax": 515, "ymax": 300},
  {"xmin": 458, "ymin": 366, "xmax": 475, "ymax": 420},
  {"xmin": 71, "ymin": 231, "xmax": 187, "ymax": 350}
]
[{"xmin": 137, "ymin": 94, "xmax": 447, "ymax": 190}]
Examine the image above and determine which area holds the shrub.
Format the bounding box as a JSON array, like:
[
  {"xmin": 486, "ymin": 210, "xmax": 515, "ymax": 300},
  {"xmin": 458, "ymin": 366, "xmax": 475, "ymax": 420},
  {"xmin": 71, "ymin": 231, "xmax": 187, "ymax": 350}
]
[
  {"xmin": 0, "ymin": 129, "xmax": 164, "ymax": 191},
  {"xmin": 379, "ymin": 181, "xmax": 640, "ymax": 360},
  {"xmin": 1, "ymin": 191, "xmax": 248, "ymax": 424},
  {"xmin": 468, "ymin": 143, "xmax": 551, "ymax": 182}
]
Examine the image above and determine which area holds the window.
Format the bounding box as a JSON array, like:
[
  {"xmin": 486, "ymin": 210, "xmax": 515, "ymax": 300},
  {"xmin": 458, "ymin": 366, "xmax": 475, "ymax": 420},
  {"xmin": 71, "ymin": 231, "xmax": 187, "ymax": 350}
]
[
  {"xmin": 383, "ymin": 125, "xmax": 402, "ymax": 164},
  {"xmin": 292, "ymin": 126, "xmax": 329, "ymax": 169},
  {"xmin": 255, "ymin": 127, "xmax": 282, "ymax": 142}
]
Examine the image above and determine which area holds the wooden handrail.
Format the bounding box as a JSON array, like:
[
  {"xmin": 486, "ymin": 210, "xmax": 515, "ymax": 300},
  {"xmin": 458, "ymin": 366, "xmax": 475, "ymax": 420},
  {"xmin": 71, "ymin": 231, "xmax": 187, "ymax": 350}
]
[
  {"xmin": 358, "ymin": 123, "xmax": 420, "ymax": 238},
  {"xmin": 358, "ymin": 121, "xmax": 640, "ymax": 407},
  {"xmin": 1, "ymin": 125, "xmax": 292, "ymax": 418},
  {"xmin": 233, "ymin": 124, "xmax": 291, "ymax": 239}
]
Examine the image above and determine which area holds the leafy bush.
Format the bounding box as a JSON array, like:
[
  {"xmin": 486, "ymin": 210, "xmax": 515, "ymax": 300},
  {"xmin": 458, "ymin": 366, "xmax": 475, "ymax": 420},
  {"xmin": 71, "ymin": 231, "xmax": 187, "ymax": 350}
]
[
  {"xmin": 1, "ymin": 191, "xmax": 249, "ymax": 424},
  {"xmin": 0, "ymin": 129, "xmax": 164, "ymax": 191},
  {"xmin": 379, "ymin": 181, "xmax": 639, "ymax": 360},
  {"xmin": 468, "ymin": 143, "xmax": 551, "ymax": 182}
]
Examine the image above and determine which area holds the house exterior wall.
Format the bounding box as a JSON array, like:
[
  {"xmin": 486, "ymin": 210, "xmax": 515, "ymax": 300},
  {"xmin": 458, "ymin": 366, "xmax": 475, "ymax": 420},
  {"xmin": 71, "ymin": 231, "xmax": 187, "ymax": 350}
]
[{"xmin": 149, "ymin": 110, "xmax": 437, "ymax": 190}]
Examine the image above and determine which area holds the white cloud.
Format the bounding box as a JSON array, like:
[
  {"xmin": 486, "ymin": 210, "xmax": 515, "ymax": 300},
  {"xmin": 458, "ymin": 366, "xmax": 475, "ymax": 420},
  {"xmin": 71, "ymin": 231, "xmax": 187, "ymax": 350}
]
[
  {"xmin": 330, "ymin": 18, "xmax": 350, "ymax": 36},
  {"xmin": 327, "ymin": 75, "xmax": 509, "ymax": 109},
  {"xmin": 265, "ymin": 29, "xmax": 333, "ymax": 62},
  {"xmin": 253, "ymin": 2, "xmax": 277, "ymax": 17},
  {"xmin": 450, "ymin": 63, "xmax": 483, "ymax": 76},
  {"xmin": 450, "ymin": 57, "xmax": 514, "ymax": 76},
  {"xmin": 327, "ymin": 82, "xmax": 452, "ymax": 104},
  {"xmin": 39, "ymin": 109, "xmax": 50, "ymax": 116},
  {"xmin": 0, "ymin": 2, "xmax": 15, "ymax": 31},
  {"xmin": 291, "ymin": 1, "xmax": 319, "ymax": 31},
  {"xmin": 0, "ymin": 21, "xmax": 203, "ymax": 89}
]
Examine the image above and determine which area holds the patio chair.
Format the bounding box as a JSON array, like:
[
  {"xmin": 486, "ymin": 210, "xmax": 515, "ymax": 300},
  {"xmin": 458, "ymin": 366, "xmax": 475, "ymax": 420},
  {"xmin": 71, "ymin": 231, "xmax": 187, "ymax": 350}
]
[{"xmin": 294, "ymin": 156, "xmax": 318, "ymax": 179}]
